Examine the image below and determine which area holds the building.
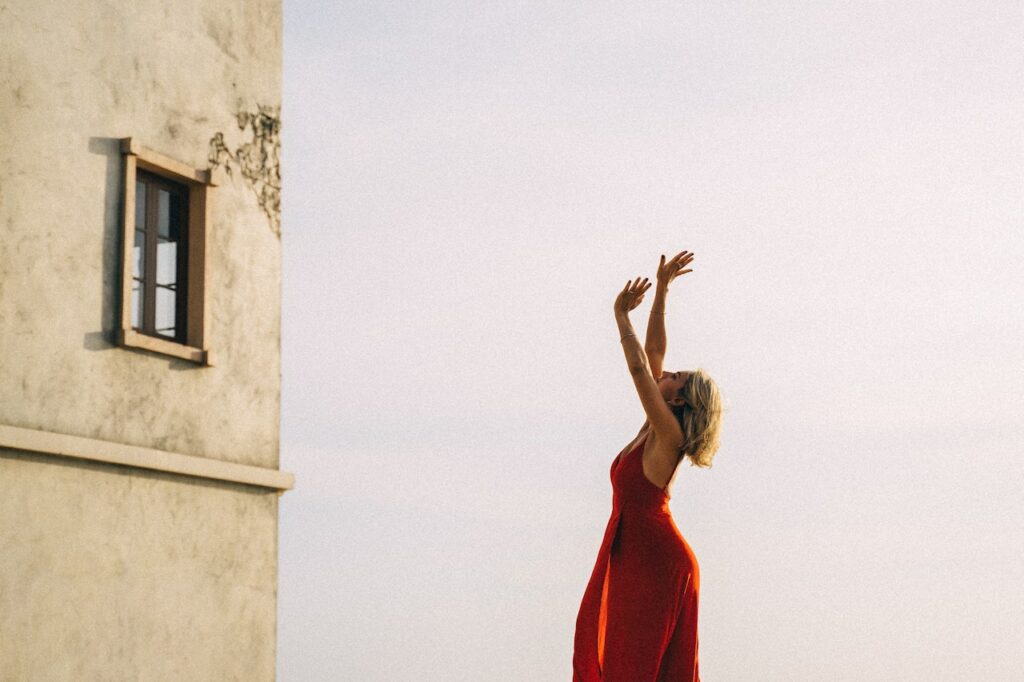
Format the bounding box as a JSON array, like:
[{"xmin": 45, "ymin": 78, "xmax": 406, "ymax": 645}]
[{"xmin": 0, "ymin": 1, "xmax": 291, "ymax": 678}]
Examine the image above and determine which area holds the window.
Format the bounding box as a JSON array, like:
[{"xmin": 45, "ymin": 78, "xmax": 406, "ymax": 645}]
[
  {"xmin": 117, "ymin": 138, "xmax": 215, "ymax": 365},
  {"xmin": 133, "ymin": 170, "xmax": 188, "ymax": 342}
]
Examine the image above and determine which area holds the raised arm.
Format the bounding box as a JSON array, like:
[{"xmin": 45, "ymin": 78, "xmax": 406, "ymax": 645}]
[
  {"xmin": 644, "ymin": 285, "xmax": 668, "ymax": 380},
  {"xmin": 614, "ymin": 278, "xmax": 683, "ymax": 444},
  {"xmin": 644, "ymin": 251, "xmax": 694, "ymax": 379}
]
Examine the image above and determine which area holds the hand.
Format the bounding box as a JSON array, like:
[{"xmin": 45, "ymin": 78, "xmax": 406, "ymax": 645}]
[
  {"xmin": 614, "ymin": 277, "xmax": 652, "ymax": 315},
  {"xmin": 656, "ymin": 251, "xmax": 695, "ymax": 289}
]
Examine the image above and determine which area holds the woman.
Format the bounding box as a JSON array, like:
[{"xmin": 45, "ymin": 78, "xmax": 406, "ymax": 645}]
[{"xmin": 572, "ymin": 250, "xmax": 723, "ymax": 682}]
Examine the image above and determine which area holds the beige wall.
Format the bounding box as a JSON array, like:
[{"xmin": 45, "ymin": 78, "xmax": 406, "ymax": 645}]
[
  {"xmin": 0, "ymin": 0, "xmax": 284, "ymax": 678},
  {"xmin": 0, "ymin": 451, "xmax": 279, "ymax": 680},
  {"xmin": 0, "ymin": 0, "xmax": 282, "ymax": 468}
]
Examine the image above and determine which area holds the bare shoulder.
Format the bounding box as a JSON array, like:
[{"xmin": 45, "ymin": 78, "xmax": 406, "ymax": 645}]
[{"xmin": 643, "ymin": 429, "xmax": 683, "ymax": 488}]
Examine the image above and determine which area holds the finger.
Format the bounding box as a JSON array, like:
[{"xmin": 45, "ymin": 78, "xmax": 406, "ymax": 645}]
[{"xmin": 679, "ymin": 268, "xmax": 693, "ymax": 275}]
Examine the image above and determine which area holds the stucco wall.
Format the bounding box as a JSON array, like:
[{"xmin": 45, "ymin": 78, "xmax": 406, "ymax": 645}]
[
  {"xmin": 0, "ymin": 451, "xmax": 279, "ymax": 680},
  {"xmin": 0, "ymin": 0, "xmax": 283, "ymax": 469},
  {"xmin": 0, "ymin": 1, "xmax": 284, "ymax": 678}
]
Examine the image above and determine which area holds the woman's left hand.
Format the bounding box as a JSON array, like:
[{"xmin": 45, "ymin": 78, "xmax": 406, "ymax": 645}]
[
  {"xmin": 614, "ymin": 277, "xmax": 652, "ymax": 315},
  {"xmin": 656, "ymin": 250, "xmax": 695, "ymax": 289}
]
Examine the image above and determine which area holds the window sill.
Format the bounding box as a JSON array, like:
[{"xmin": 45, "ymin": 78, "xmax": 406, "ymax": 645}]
[{"xmin": 117, "ymin": 328, "xmax": 214, "ymax": 366}]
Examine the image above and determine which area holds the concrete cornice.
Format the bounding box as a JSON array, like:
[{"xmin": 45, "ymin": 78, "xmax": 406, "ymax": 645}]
[{"xmin": 0, "ymin": 423, "xmax": 293, "ymax": 492}]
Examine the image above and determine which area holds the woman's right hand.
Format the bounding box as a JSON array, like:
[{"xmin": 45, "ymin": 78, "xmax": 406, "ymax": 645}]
[
  {"xmin": 656, "ymin": 251, "xmax": 695, "ymax": 289},
  {"xmin": 614, "ymin": 277, "xmax": 652, "ymax": 315}
]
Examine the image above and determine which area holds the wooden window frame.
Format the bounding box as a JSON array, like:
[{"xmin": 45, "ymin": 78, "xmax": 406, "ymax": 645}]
[{"xmin": 117, "ymin": 138, "xmax": 216, "ymax": 366}]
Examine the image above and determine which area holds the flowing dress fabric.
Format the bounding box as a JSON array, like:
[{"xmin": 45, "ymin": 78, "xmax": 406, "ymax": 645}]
[{"xmin": 572, "ymin": 434, "xmax": 700, "ymax": 682}]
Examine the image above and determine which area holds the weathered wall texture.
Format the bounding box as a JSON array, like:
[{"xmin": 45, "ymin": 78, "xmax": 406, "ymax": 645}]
[
  {"xmin": 0, "ymin": 0, "xmax": 284, "ymax": 678},
  {"xmin": 0, "ymin": 452, "xmax": 279, "ymax": 680},
  {"xmin": 0, "ymin": 0, "xmax": 282, "ymax": 468}
]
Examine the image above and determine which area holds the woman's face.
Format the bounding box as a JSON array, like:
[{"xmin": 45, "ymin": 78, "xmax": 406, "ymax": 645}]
[{"xmin": 657, "ymin": 370, "xmax": 691, "ymax": 404}]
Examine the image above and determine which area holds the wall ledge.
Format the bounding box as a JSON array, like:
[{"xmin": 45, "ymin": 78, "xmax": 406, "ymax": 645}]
[{"xmin": 0, "ymin": 423, "xmax": 293, "ymax": 492}]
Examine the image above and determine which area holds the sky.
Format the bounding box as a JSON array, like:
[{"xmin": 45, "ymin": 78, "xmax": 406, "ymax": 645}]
[{"xmin": 278, "ymin": 2, "xmax": 1024, "ymax": 679}]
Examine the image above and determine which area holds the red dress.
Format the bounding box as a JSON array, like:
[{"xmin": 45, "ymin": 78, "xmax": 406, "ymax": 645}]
[{"xmin": 573, "ymin": 432, "xmax": 700, "ymax": 681}]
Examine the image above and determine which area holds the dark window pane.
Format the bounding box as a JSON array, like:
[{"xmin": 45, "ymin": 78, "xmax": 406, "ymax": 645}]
[
  {"xmin": 134, "ymin": 229, "xmax": 146, "ymax": 278},
  {"xmin": 155, "ymin": 285, "xmax": 176, "ymax": 338},
  {"xmin": 169, "ymin": 191, "xmax": 184, "ymax": 240},
  {"xmin": 157, "ymin": 189, "xmax": 170, "ymax": 239},
  {"xmin": 156, "ymin": 239, "xmax": 177, "ymax": 286},
  {"xmin": 135, "ymin": 181, "xmax": 146, "ymax": 230}
]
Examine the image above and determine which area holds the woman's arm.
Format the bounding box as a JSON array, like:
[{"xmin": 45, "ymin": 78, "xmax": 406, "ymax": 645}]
[
  {"xmin": 644, "ymin": 251, "xmax": 695, "ymax": 379},
  {"xmin": 644, "ymin": 286, "xmax": 668, "ymax": 380},
  {"xmin": 614, "ymin": 279, "xmax": 683, "ymax": 444}
]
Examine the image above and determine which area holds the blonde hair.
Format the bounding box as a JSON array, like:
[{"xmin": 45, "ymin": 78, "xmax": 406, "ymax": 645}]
[{"xmin": 670, "ymin": 367, "xmax": 723, "ymax": 468}]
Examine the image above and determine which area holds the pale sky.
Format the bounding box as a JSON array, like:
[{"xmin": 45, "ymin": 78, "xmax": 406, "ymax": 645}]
[{"xmin": 278, "ymin": 2, "xmax": 1024, "ymax": 679}]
